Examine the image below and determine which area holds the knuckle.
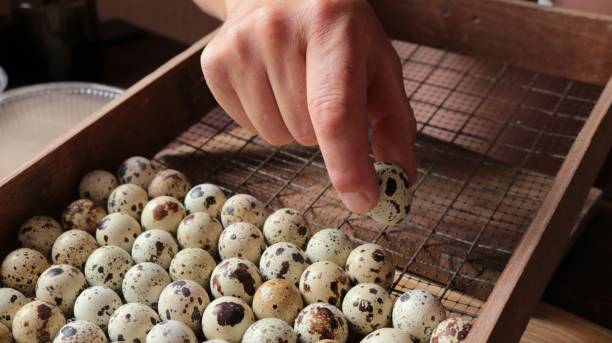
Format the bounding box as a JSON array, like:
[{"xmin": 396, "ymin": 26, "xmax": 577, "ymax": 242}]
[
  {"xmin": 309, "ymin": 93, "xmax": 349, "ymax": 133},
  {"xmin": 255, "ymin": 7, "xmax": 288, "ymax": 44},
  {"xmin": 200, "ymin": 47, "xmax": 222, "ymax": 80},
  {"xmin": 329, "ymin": 168, "xmax": 361, "ymax": 193}
]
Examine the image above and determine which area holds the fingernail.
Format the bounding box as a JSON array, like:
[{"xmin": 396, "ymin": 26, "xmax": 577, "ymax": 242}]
[{"xmin": 341, "ymin": 192, "xmax": 373, "ymax": 214}]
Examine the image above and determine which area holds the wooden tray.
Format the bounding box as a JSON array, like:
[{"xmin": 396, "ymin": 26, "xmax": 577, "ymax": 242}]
[{"xmin": 1, "ymin": 1, "xmax": 611, "ymax": 342}]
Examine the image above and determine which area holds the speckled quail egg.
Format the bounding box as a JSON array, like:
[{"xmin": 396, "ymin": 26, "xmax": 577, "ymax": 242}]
[
  {"xmin": 392, "ymin": 289, "xmax": 447, "ymax": 342},
  {"xmin": 12, "ymin": 300, "xmax": 65, "ymax": 343},
  {"xmin": 210, "ymin": 258, "xmax": 263, "ymax": 304},
  {"xmin": 62, "ymin": 199, "xmax": 107, "ymax": 233},
  {"xmin": 157, "ymin": 280, "xmax": 210, "ymax": 331},
  {"xmin": 117, "ymin": 156, "xmax": 157, "ymax": 189},
  {"xmin": 252, "ymin": 279, "xmax": 303, "ymax": 324},
  {"xmin": 360, "ymin": 328, "xmax": 411, "ymax": 343},
  {"xmin": 176, "ymin": 212, "xmax": 223, "ymax": 256},
  {"xmin": 35, "ymin": 264, "xmax": 87, "ymax": 315},
  {"xmin": 259, "ymin": 242, "xmax": 309, "ymax": 287},
  {"xmin": 294, "ymin": 303, "xmax": 348, "ymax": 343},
  {"xmin": 107, "ymin": 183, "xmax": 149, "ymax": 219},
  {"xmin": 184, "ymin": 183, "xmax": 226, "ymax": 217},
  {"xmin": 79, "ymin": 169, "xmax": 119, "ymax": 205},
  {"xmin": 17, "ymin": 216, "xmax": 63, "ymax": 256},
  {"xmin": 306, "ymin": 229, "xmax": 353, "ymax": 266},
  {"xmin": 74, "ymin": 286, "xmax": 122, "ymax": 330},
  {"xmin": 51, "ymin": 229, "xmax": 98, "ymax": 269},
  {"xmin": 85, "ymin": 245, "xmax": 134, "ymax": 290},
  {"xmin": 299, "ymin": 261, "xmax": 350, "ymax": 307},
  {"xmin": 368, "ymin": 161, "xmax": 412, "ymax": 225},
  {"xmin": 243, "ymin": 317, "xmax": 297, "ymax": 343},
  {"xmin": 341, "ymin": 283, "xmax": 392, "ymax": 335},
  {"xmin": 53, "ymin": 319, "xmax": 107, "ymax": 342},
  {"xmin": 141, "ymin": 196, "xmax": 186, "ymax": 233},
  {"xmin": 263, "ymin": 208, "xmax": 310, "ymax": 248},
  {"xmin": 96, "ymin": 212, "xmax": 143, "ymax": 252},
  {"xmin": 122, "ymin": 262, "xmax": 171, "ymax": 307},
  {"xmin": 0, "ymin": 288, "xmax": 28, "ymax": 328},
  {"xmin": 131, "ymin": 229, "xmax": 178, "ymax": 269},
  {"xmin": 345, "ymin": 243, "xmax": 395, "ymax": 290},
  {"xmin": 1, "ymin": 248, "xmax": 50, "ymax": 295},
  {"xmin": 107, "ymin": 302, "xmax": 160, "ymax": 342},
  {"xmin": 430, "ymin": 317, "xmax": 472, "ymax": 343},
  {"xmin": 202, "ymin": 296, "xmax": 255, "ymax": 343},
  {"xmin": 220, "ymin": 194, "xmax": 267, "ymax": 228},
  {"xmin": 146, "ymin": 319, "xmax": 197, "ymax": 343},
  {"xmin": 0, "ymin": 322, "xmax": 11, "ymax": 342},
  {"xmin": 148, "ymin": 169, "xmax": 191, "ymax": 200},
  {"xmin": 218, "ymin": 222, "xmax": 266, "ymax": 264},
  {"xmin": 169, "ymin": 248, "xmax": 216, "ymax": 286}
]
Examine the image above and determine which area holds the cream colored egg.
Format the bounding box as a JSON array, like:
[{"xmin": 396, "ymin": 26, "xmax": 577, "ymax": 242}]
[
  {"xmin": 176, "ymin": 212, "xmax": 223, "ymax": 257},
  {"xmin": 263, "ymin": 208, "xmax": 310, "ymax": 248},
  {"xmin": 131, "ymin": 229, "xmax": 178, "ymax": 269},
  {"xmin": 299, "ymin": 261, "xmax": 350, "ymax": 307},
  {"xmin": 430, "ymin": 317, "xmax": 473, "ymax": 343},
  {"xmin": 259, "ymin": 242, "xmax": 308, "ymax": 287},
  {"xmin": 169, "ymin": 248, "xmax": 216, "ymax": 286},
  {"xmin": 74, "ymin": 286, "xmax": 122, "ymax": 330},
  {"xmin": 17, "ymin": 216, "xmax": 63, "ymax": 256},
  {"xmin": 367, "ymin": 161, "xmax": 412, "ymax": 225},
  {"xmin": 141, "ymin": 196, "xmax": 186, "ymax": 233},
  {"xmin": 220, "ymin": 194, "xmax": 267, "ymax": 228},
  {"xmin": 360, "ymin": 328, "xmax": 411, "ymax": 342},
  {"xmin": 210, "ymin": 258, "xmax": 262, "ymax": 304},
  {"xmin": 184, "ymin": 183, "xmax": 226, "ymax": 217},
  {"xmin": 1, "ymin": 248, "xmax": 50, "ymax": 295},
  {"xmin": 35, "ymin": 264, "xmax": 87, "ymax": 315},
  {"xmin": 218, "ymin": 222, "xmax": 266, "ymax": 264},
  {"xmin": 392, "ymin": 289, "xmax": 447, "ymax": 342},
  {"xmin": 85, "ymin": 245, "xmax": 134, "ymax": 290},
  {"xmin": 148, "ymin": 169, "xmax": 191, "ymax": 200},
  {"xmin": 62, "ymin": 199, "xmax": 107, "ymax": 233},
  {"xmin": 345, "ymin": 243, "xmax": 395, "ymax": 290},
  {"xmin": 341, "ymin": 283, "xmax": 392, "ymax": 335},
  {"xmin": 107, "ymin": 302, "xmax": 160, "ymax": 342},
  {"xmin": 201, "ymin": 296, "xmax": 255, "ymax": 343},
  {"xmin": 12, "ymin": 300, "xmax": 65, "ymax": 343},
  {"xmin": 294, "ymin": 303, "xmax": 348, "ymax": 343},
  {"xmin": 107, "ymin": 183, "xmax": 148, "ymax": 219},
  {"xmin": 51, "ymin": 230, "xmax": 98, "ymax": 269},
  {"xmin": 147, "ymin": 320, "xmax": 197, "ymax": 343},
  {"xmin": 79, "ymin": 170, "xmax": 119, "ymax": 205},
  {"xmin": 96, "ymin": 212, "xmax": 142, "ymax": 252},
  {"xmin": 122, "ymin": 262, "xmax": 171, "ymax": 307},
  {"xmin": 252, "ymin": 279, "xmax": 303, "ymax": 324},
  {"xmin": 0, "ymin": 288, "xmax": 28, "ymax": 328},
  {"xmin": 157, "ymin": 279, "xmax": 210, "ymax": 331},
  {"xmin": 306, "ymin": 229, "xmax": 353, "ymax": 266},
  {"xmin": 242, "ymin": 317, "xmax": 297, "ymax": 343},
  {"xmin": 53, "ymin": 319, "xmax": 107, "ymax": 342},
  {"xmin": 117, "ymin": 156, "xmax": 157, "ymax": 189}
]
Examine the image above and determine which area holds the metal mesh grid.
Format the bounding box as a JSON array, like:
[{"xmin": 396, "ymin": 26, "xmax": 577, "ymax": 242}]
[{"xmin": 152, "ymin": 40, "xmax": 603, "ymax": 318}]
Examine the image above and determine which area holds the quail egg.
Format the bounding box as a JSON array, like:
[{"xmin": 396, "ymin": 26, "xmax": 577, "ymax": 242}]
[
  {"xmin": 392, "ymin": 289, "xmax": 447, "ymax": 342},
  {"xmin": 0, "ymin": 288, "xmax": 28, "ymax": 328},
  {"xmin": 345, "ymin": 243, "xmax": 395, "ymax": 290},
  {"xmin": 117, "ymin": 156, "xmax": 157, "ymax": 189},
  {"xmin": 147, "ymin": 319, "xmax": 198, "ymax": 343},
  {"xmin": 203, "ymin": 340, "xmax": 231, "ymax": 343},
  {"xmin": 96, "ymin": 212, "xmax": 143, "ymax": 252},
  {"xmin": 62, "ymin": 199, "xmax": 107, "ymax": 233},
  {"xmin": 202, "ymin": 296, "xmax": 255, "ymax": 343},
  {"xmin": 210, "ymin": 258, "xmax": 263, "ymax": 304},
  {"xmin": 17, "ymin": 216, "xmax": 63, "ymax": 256},
  {"xmin": 122, "ymin": 262, "xmax": 171, "ymax": 307},
  {"xmin": 294, "ymin": 303, "xmax": 348, "ymax": 343},
  {"xmin": 299, "ymin": 261, "xmax": 350, "ymax": 307},
  {"xmin": 107, "ymin": 183, "xmax": 149, "ymax": 219},
  {"xmin": 0, "ymin": 322, "xmax": 10, "ymax": 342},
  {"xmin": 243, "ymin": 317, "xmax": 297, "ymax": 343},
  {"xmin": 259, "ymin": 242, "xmax": 309, "ymax": 287},
  {"xmin": 305, "ymin": 229, "xmax": 353, "ymax": 266},
  {"xmin": 252, "ymin": 279, "xmax": 303, "ymax": 324},
  {"xmin": 1, "ymin": 248, "xmax": 50, "ymax": 295},
  {"xmin": 51, "ymin": 230, "xmax": 98, "ymax": 269},
  {"xmin": 148, "ymin": 169, "xmax": 191, "ymax": 200},
  {"xmin": 263, "ymin": 208, "xmax": 310, "ymax": 248},
  {"xmin": 79, "ymin": 169, "xmax": 119, "ymax": 205},
  {"xmin": 360, "ymin": 328, "xmax": 411, "ymax": 343},
  {"xmin": 430, "ymin": 317, "xmax": 472, "ymax": 343},
  {"xmin": 176, "ymin": 212, "xmax": 223, "ymax": 256},
  {"xmin": 184, "ymin": 183, "xmax": 226, "ymax": 217},
  {"xmin": 341, "ymin": 283, "xmax": 393, "ymax": 335},
  {"xmin": 12, "ymin": 300, "xmax": 65, "ymax": 343},
  {"xmin": 108, "ymin": 302, "xmax": 160, "ymax": 342},
  {"xmin": 368, "ymin": 161, "xmax": 412, "ymax": 225},
  {"xmin": 157, "ymin": 279, "xmax": 210, "ymax": 331},
  {"xmin": 131, "ymin": 229, "xmax": 178, "ymax": 269},
  {"xmin": 35, "ymin": 264, "xmax": 87, "ymax": 315},
  {"xmin": 169, "ymin": 248, "xmax": 216, "ymax": 286},
  {"xmin": 74, "ymin": 286, "xmax": 122, "ymax": 330},
  {"xmin": 85, "ymin": 245, "xmax": 134, "ymax": 290},
  {"xmin": 218, "ymin": 222, "xmax": 266, "ymax": 264},
  {"xmin": 141, "ymin": 196, "xmax": 186, "ymax": 233},
  {"xmin": 220, "ymin": 194, "xmax": 267, "ymax": 228},
  {"xmin": 53, "ymin": 319, "xmax": 107, "ymax": 342}
]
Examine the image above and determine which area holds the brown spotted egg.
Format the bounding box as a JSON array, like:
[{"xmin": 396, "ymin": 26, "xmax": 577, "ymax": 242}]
[
  {"xmin": 263, "ymin": 208, "xmax": 311, "ymax": 248},
  {"xmin": 0, "ymin": 288, "xmax": 28, "ymax": 328},
  {"xmin": 259, "ymin": 242, "xmax": 309, "ymax": 287},
  {"xmin": 218, "ymin": 222, "xmax": 266, "ymax": 264},
  {"xmin": 202, "ymin": 296, "xmax": 255, "ymax": 343},
  {"xmin": 1, "ymin": 248, "xmax": 50, "ymax": 295},
  {"xmin": 184, "ymin": 183, "xmax": 226, "ymax": 217},
  {"xmin": 148, "ymin": 169, "xmax": 192, "ymax": 200},
  {"xmin": 176, "ymin": 212, "xmax": 223, "ymax": 257},
  {"xmin": 368, "ymin": 161, "xmax": 412, "ymax": 225},
  {"xmin": 220, "ymin": 194, "xmax": 267, "ymax": 228},
  {"xmin": 62, "ymin": 199, "xmax": 107, "ymax": 233},
  {"xmin": 392, "ymin": 289, "xmax": 447, "ymax": 342},
  {"xmin": 131, "ymin": 229, "xmax": 178, "ymax": 269},
  {"xmin": 294, "ymin": 303, "xmax": 348, "ymax": 343},
  {"xmin": 146, "ymin": 320, "xmax": 198, "ymax": 343},
  {"xmin": 299, "ymin": 261, "xmax": 350, "ymax": 307},
  {"xmin": 252, "ymin": 279, "xmax": 303, "ymax": 324},
  {"xmin": 54, "ymin": 319, "xmax": 107, "ymax": 342},
  {"xmin": 430, "ymin": 317, "xmax": 472, "ymax": 343},
  {"xmin": 157, "ymin": 279, "xmax": 210, "ymax": 331},
  {"xmin": 12, "ymin": 300, "xmax": 65, "ymax": 343},
  {"xmin": 0, "ymin": 322, "xmax": 11, "ymax": 342},
  {"xmin": 17, "ymin": 216, "xmax": 63, "ymax": 256},
  {"xmin": 51, "ymin": 230, "xmax": 98, "ymax": 269},
  {"xmin": 210, "ymin": 257, "xmax": 262, "ymax": 304},
  {"xmin": 305, "ymin": 229, "xmax": 353, "ymax": 266},
  {"xmin": 85, "ymin": 245, "xmax": 134, "ymax": 291},
  {"xmin": 96, "ymin": 212, "xmax": 143, "ymax": 252},
  {"xmin": 117, "ymin": 156, "xmax": 157, "ymax": 189},
  {"xmin": 169, "ymin": 248, "xmax": 216, "ymax": 286},
  {"xmin": 122, "ymin": 262, "xmax": 171, "ymax": 307},
  {"xmin": 74, "ymin": 286, "xmax": 122, "ymax": 330},
  {"xmin": 35, "ymin": 264, "xmax": 87, "ymax": 315},
  {"xmin": 108, "ymin": 302, "xmax": 160, "ymax": 342},
  {"xmin": 341, "ymin": 283, "xmax": 392, "ymax": 335},
  {"xmin": 345, "ymin": 243, "xmax": 395, "ymax": 290},
  {"xmin": 361, "ymin": 328, "xmax": 411, "ymax": 342},
  {"xmin": 242, "ymin": 317, "xmax": 297, "ymax": 343},
  {"xmin": 107, "ymin": 183, "xmax": 148, "ymax": 219},
  {"xmin": 79, "ymin": 169, "xmax": 119, "ymax": 205},
  {"xmin": 141, "ymin": 196, "xmax": 186, "ymax": 233}
]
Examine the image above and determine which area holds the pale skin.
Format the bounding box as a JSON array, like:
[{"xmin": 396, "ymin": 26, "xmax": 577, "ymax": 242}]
[{"xmin": 194, "ymin": 0, "xmax": 417, "ymax": 214}]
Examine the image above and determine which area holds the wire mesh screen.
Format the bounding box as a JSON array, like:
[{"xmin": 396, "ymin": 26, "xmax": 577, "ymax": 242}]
[{"xmin": 151, "ymin": 40, "xmax": 603, "ymax": 319}]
